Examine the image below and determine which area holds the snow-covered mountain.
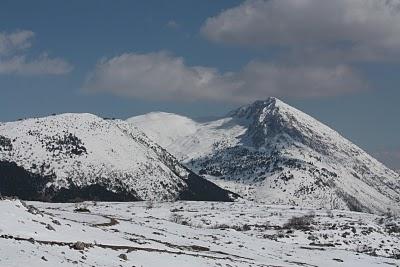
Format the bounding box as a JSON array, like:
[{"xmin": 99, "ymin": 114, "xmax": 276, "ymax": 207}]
[
  {"xmin": 0, "ymin": 113, "xmax": 236, "ymax": 202},
  {"xmin": 128, "ymin": 97, "xmax": 400, "ymax": 214}
]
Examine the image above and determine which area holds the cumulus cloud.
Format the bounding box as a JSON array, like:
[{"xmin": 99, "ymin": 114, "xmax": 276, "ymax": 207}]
[
  {"xmin": 0, "ymin": 54, "xmax": 73, "ymax": 75},
  {"xmin": 0, "ymin": 30, "xmax": 72, "ymax": 75},
  {"xmin": 84, "ymin": 52, "xmax": 237, "ymax": 101},
  {"xmin": 0, "ymin": 30, "xmax": 34, "ymax": 56},
  {"xmin": 235, "ymin": 61, "xmax": 367, "ymax": 99},
  {"xmin": 84, "ymin": 51, "xmax": 367, "ymax": 103},
  {"xmin": 201, "ymin": 0, "xmax": 400, "ymax": 62}
]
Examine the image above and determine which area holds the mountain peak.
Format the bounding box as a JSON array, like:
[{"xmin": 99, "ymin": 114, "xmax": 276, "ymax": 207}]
[
  {"xmin": 228, "ymin": 97, "xmax": 349, "ymax": 155},
  {"xmin": 227, "ymin": 97, "xmax": 316, "ymax": 149},
  {"xmin": 228, "ymin": 97, "xmax": 281, "ymax": 119},
  {"xmin": 128, "ymin": 99, "xmax": 400, "ymax": 214}
]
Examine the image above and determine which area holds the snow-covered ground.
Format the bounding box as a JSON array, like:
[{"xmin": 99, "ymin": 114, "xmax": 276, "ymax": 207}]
[{"xmin": 0, "ymin": 198, "xmax": 399, "ymax": 267}]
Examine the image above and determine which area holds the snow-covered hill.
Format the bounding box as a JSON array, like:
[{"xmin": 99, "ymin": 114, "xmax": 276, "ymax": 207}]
[
  {"xmin": 0, "ymin": 113, "xmax": 235, "ymax": 202},
  {"xmin": 0, "ymin": 198, "xmax": 399, "ymax": 266},
  {"xmin": 129, "ymin": 97, "xmax": 400, "ymax": 214}
]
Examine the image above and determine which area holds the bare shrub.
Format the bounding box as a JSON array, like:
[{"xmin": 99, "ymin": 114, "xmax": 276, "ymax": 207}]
[
  {"xmin": 146, "ymin": 201, "xmax": 154, "ymax": 210},
  {"xmin": 326, "ymin": 209, "xmax": 334, "ymax": 218},
  {"xmin": 283, "ymin": 212, "xmax": 315, "ymax": 230},
  {"xmin": 210, "ymin": 223, "xmax": 251, "ymax": 231},
  {"xmin": 74, "ymin": 202, "xmax": 90, "ymax": 213},
  {"xmin": 210, "ymin": 223, "xmax": 230, "ymax": 230},
  {"xmin": 170, "ymin": 213, "xmax": 189, "ymax": 225},
  {"xmin": 233, "ymin": 224, "xmax": 251, "ymax": 231}
]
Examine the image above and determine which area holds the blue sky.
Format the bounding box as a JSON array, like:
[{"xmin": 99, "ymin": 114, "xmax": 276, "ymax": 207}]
[{"xmin": 1, "ymin": 0, "xmax": 400, "ymax": 168}]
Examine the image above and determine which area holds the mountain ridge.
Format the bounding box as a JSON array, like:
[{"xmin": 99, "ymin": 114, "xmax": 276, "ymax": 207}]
[{"xmin": 0, "ymin": 113, "xmax": 236, "ymax": 202}]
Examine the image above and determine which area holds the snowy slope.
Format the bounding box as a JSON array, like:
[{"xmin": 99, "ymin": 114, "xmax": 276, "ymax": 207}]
[
  {"xmin": 128, "ymin": 112, "xmax": 200, "ymax": 160},
  {"xmin": 129, "ymin": 97, "xmax": 400, "ymax": 214},
  {"xmin": 0, "ymin": 113, "xmax": 235, "ymax": 202},
  {"xmin": 0, "ymin": 198, "xmax": 399, "ymax": 266},
  {"xmin": 128, "ymin": 112, "xmax": 199, "ymax": 148}
]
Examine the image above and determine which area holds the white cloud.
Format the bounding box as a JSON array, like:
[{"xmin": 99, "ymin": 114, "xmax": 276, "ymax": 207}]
[
  {"xmin": 0, "ymin": 30, "xmax": 72, "ymax": 75},
  {"xmin": 84, "ymin": 52, "xmax": 237, "ymax": 101},
  {"xmin": 0, "ymin": 30, "xmax": 34, "ymax": 56},
  {"xmin": 84, "ymin": 51, "xmax": 367, "ymax": 103},
  {"xmin": 201, "ymin": 0, "xmax": 400, "ymax": 62},
  {"xmin": 0, "ymin": 54, "xmax": 73, "ymax": 75},
  {"xmin": 235, "ymin": 61, "xmax": 367, "ymax": 99}
]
